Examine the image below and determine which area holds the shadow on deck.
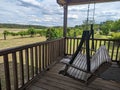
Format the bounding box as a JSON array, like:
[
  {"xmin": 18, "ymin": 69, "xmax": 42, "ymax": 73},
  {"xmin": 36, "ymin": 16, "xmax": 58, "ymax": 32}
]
[{"xmin": 26, "ymin": 62, "xmax": 120, "ymax": 90}]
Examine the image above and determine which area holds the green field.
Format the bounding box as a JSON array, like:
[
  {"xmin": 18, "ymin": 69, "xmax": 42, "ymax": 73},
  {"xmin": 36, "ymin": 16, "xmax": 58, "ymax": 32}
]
[
  {"xmin": 0, "ymin": 28, "xmax": 47, "ymax": 90},
  {"xmin": 0, "ymin": 28, "xmax": 46, "ymax": 49}
]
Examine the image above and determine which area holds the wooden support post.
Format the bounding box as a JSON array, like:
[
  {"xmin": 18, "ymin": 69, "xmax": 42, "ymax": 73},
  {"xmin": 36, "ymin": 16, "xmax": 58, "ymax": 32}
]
[
  {"xmin": 63, "ymin": 4, "xmax": 68, "ymax": 55},
  {"xmin": 86, "ymin": 31, "xmax": 90, "ymax": 72},
  {"xmin": 0, "ymin": 78, "xmax": 1, "ymax": 90},
  {"xmin": 63, "ymin": 4, "xmax": 68, "ymax": 37}
]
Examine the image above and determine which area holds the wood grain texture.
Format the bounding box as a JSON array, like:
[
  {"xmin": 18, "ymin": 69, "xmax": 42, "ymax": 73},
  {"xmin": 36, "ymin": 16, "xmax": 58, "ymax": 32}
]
[{"xmin": 26, "ymin": 63, "xmax": 120, "ymax": 90}]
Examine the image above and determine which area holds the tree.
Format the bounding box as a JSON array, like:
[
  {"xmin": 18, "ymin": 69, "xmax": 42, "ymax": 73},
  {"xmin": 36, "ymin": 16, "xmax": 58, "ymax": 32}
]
[
  {"xmin": 3, "ymin": 30, "xmax": 9, "ymax": 40},
  {"xmin": 18, "ymin": 31, "xmax": 28, "ymax": 37},
  {"xmin": 112, "ymin": 19, "xmax": 120, "ymax": 32},
  {"xmin": 27, "ymin": 27, "xmax": 36, "ymax": 37},
  {"xmin": 46, "ymin": 28, "xmax": 62, "ymax": 40},
  {"xmin": 100, "ymin": 20, "xmax": 114, "ymax": 35}
]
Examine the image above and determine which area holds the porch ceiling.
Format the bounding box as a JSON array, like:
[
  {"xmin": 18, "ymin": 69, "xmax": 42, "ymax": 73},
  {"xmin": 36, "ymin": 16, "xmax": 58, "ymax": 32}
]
[{"xmin": 57, "ymin": 0, "xmax": 120, "ymax": 6}]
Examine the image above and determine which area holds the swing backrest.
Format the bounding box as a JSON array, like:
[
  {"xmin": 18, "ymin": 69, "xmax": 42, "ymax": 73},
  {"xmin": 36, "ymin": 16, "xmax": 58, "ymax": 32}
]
[{"xmin": 60, "ymin": 46, "xmax": 111, "ymax": 84}]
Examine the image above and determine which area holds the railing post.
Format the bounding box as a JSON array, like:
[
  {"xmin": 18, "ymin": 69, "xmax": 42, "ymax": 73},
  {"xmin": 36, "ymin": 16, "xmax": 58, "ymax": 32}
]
[
  {"xmin": 64, "ymin": 37, "xmax": 66, "ymax": 56},
  {"xmin": 86, "ymin": 31, "xmax": 90, "ymax": 72},
  {"xmin": 0, "ymin": 78, "xmax": 1, "ymax": 90},
  {"xmin": 12, "ymin": 52, "xmax": 18, "ymax": 90},
  {"xmin": 63, "ymin": 4, "xmax": 68, "ymax": 37},
  {"xmin": 3, "ymin": 54, "xmax": 11, "ymax": 90}
]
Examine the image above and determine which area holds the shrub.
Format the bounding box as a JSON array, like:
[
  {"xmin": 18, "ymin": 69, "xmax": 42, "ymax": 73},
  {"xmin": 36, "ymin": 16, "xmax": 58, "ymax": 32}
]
[
  {"xmin": 18, "ymin": 31, "xmax": 28, "ymax": 37},
  {"xmin": 3, "ymin": 30, "xmax": 10, "ymax": 40},
  {"xmin": 111, "ymin": 32, "xmax": 120, "ymax": 39},
  {"xmin": 27, "ymin": 27, "xmax": 36, "ymax": 37}
]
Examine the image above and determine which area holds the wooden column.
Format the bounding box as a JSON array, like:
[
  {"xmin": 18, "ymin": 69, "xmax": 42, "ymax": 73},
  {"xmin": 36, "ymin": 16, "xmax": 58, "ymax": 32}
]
[{"xmin": 63, "ymin": 4, "xmax": 68, "ymax": 37}]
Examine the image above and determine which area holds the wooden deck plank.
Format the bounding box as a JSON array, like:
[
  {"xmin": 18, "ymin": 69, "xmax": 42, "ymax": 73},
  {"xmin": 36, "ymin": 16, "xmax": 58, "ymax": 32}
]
[
  {"xmin": 33, "ymin": 81, "xmax": 63, "ymax": 90},
  {"xmin": 26, "ymin": 63, "xmax": 120, "ymax": 90},
  {"xmin": 26, "ymin": 85, "xmax": 46, "ymax": 90}
]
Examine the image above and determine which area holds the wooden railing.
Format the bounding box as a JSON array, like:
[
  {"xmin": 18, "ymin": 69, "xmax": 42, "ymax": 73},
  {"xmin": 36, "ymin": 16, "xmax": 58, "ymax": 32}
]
[
  {"xmin": 65, "ymin": 37, "xmax": 120, "ymax": 62},
  {"xmin": 0, "ymin": 37, "xmax": 119, "ymax": 90},
  {"xmin": 0, "ymin": 38, "xmax": 64, "ymax": 90}
]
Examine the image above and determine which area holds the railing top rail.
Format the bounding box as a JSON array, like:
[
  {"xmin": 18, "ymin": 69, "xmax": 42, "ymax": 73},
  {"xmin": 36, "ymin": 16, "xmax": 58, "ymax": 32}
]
[
  {"xmin": 0, "ymin": 38, "xmax": 64, "ymax": 56},
  {"xmin": 65, "ymin": 37, "xmax": 120, "ymax": 41}
]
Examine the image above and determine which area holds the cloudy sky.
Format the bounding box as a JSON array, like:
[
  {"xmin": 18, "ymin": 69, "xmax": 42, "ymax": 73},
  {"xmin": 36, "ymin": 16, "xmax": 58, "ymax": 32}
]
[{"xmin": 0, "ymin": 0, "xmax": 120, "ymax": 27}]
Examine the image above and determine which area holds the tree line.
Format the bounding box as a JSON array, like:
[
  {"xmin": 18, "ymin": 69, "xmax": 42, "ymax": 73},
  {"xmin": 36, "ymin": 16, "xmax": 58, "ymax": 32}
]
[
  {"xmin": 0, "ymin": 23, "xmax": 47, "ymax": 29},
  {"xmin": 2, "ymin": 19, "xmax": 120, "ymax": 40},
  {"xmin": 3, "ymin": 27, "xmax": 63, "ymax": 40}
]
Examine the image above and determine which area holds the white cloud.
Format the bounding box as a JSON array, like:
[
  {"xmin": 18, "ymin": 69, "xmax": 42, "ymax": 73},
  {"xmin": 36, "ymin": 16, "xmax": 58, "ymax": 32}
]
[
  {"xmin": 0, "ymin": 0, "xmax": 120, "ymax": 26},
  {"xmin": 68, "ymin": 14, "xmax": 78, "ymax": 19}
]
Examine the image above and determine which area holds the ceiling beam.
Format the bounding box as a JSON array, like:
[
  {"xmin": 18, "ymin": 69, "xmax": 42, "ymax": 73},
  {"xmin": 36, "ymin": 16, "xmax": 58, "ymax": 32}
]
[{"xmin": 57, "ymin": 0, "xmax": 120, "ymax": 6}]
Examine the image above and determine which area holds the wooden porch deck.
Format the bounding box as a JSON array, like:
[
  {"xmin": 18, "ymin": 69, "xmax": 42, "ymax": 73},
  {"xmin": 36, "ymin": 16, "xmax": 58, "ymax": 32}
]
[{"xmin": 26, "ymin": 62, "xmax": 120, "ymax": 90}]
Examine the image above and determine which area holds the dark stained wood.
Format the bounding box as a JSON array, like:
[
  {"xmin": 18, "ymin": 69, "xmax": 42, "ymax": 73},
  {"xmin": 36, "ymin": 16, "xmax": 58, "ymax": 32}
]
[
  {"xmin": 26, "ymin": 63, "xmax": 120, "ymax": 90},
  {"xmin": 12, "ymin": 52, "xmax": 18, "ymax": 90},
  {"xmin": 66, "ymin": 38, "xmax": 68, "ymax": 54},
  {"xmin": 3, "ymin": 55, "xmax": 11, "ymax": 90},
  {"xmin": 25, "ymin": 49, "xmax": 29, "ymax": 81},
  {"xmin": 39, "ymin": 45, "xmax": 42, "ymax": 72},
  {"xmin": 0, "ymin": 78, "xmax": 1, "ymax": 90},
  {"xmin": 111, "ymin": 41, "xmax": 115, "ymax": 60},
  {"xmin": 42, "ymin": 45, "xmax": 45, "ymax": 70},
  {"xmin": 57, "ymin": 0, "xmax": 120, "ymax": 6},
  {"xmin": 19, "ymin": 50, "xmax": 24, "ymax": 86},
  {"xmin": 0, "ymin": 38, "xmax": 65, "ymax": 90},
  {"xmin": 35, "ymin": 46, "xmax": 38, "ymax": 74},
  {"xmin": 63, "ymin": 5, "xmax": 68, "ymax": 37},
  {"xmin": 107, "ymin": 41, "xmax": 110, "ymax": 52},
  {"xmin": 116, "ymin": 45, "xmax": 119, "ymax": 61},
  {"xmin": 99, "ymin": 40, "xmax": 102, "ymax": 46},
  {"xmin": 30, "ymin": 47, "xmax": 34, "ymax": 78},
  {"xmin": 65, "ymin": 37, "xmax": 120, "ymax": 62},
  {"xmin": 73, "ymin": 38, "xmax": 75, "ymax": 53},
  {"xmin": 45, "ymin": 44, "xmax": 48, "ymax": 68}
]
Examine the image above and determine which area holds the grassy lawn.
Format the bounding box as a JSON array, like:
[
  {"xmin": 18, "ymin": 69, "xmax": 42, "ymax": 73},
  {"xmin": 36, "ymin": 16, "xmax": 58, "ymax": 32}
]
[
  {"xmin": 0, "ymin": 28, "xmax": 46, "ymax": 49},
  {"xmin": 0, "ymin": 28, "xmax": 47, "ymax": 90}
]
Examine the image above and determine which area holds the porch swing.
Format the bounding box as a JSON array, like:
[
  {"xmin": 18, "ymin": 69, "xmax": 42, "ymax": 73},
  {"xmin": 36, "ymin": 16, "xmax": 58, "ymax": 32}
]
[{"xmin": 59, "ymin": 0, "xmax": 112, "ymax": 85}]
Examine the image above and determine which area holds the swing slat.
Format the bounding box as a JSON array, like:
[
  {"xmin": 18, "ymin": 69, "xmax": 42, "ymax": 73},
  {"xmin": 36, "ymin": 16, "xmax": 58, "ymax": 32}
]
[{"xmin": 60, "ymin": 46, "xmax": 111, "ymax": 84}]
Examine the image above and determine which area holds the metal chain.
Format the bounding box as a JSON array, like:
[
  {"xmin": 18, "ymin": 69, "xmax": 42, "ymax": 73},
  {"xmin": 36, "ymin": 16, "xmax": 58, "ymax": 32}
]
[{"xmin": 86, "ymin": 0, "xmax": 96, "ymax": 30}]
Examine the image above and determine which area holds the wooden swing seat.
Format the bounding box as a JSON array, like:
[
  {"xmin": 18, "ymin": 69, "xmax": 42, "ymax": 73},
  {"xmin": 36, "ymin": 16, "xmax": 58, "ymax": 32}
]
[{"xmin": 59, "ymin": 46, "xmax": 112, "ymax": 84}]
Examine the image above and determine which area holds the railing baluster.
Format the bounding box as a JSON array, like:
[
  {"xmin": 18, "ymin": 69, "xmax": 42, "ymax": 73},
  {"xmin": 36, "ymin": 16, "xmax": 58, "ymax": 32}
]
[
  {"xmin": 111, "ymin": 41, "xmax": 115, "ymax": 60},
  {"xmin": 0, "ymin": 78, "xmax": 2, "ymax": 90},
  {"xmin": 35, "ymin": 46, "xmax": 38, "ymax": 74},
  {"xmin": 3, "ymin": 54, "xmax": 11, "ymax": 90},
  {"xmin": 0, "ymin": 38, "xmax": 119, "ymax": 89},
  {"xmin": 25, "ymin": 49, "xmax": 29, "ymax": 81},
  {"xmin": 73, "ymin": 38, "xmax": 75, "ymax": 53},
  {"xmin": 45, "ymin": 44, "xmax": 47, "ymax": 68},
  {"xmin": 30, "ymin": 47, "xmax": 34, "ymax": 78},
  {"xmin": 69, "ymin": 39, "xmax": 72, "ymax": 54},
  {"xmin": 99, "ymin": 40, "xmax": 102, "ymax": 46},
  {"xmin": 48, "ymin": 43, "xmax": 50, "ymax": 65},
  {"xmin": 39, "ymin": 45, "xmax": 42, "ymax": 72},
  {"xmin": 116, "ymin": 44, "xmax": 119, "ymax": 62},
  {"xmin": 66, "ymin": 38, "xmax": 68, "ymax": 54},
  {"xmin": 19, "ymin": 50, "xmax": 24, "ymax": 86},
  {"xmin": 12, "ymin": 52, "xmax": 18, "ymax": 90},
  {"xmin": 42, "ymin": 45, "xmax": 45, "ymax": 70},
  {"xmin": 108, "ymin": 41, "xmax": 110, "ymax": 52},
  {"xmin": 0, "ymin": 38, "xmax": 65, "ymax": 89},
  {"xmin": 95, "ymin": 40, "xmax": 97, "ymax": 51},
  {"xmin": 77, "ymin": 38, "xmax": 79, "ymax": 49},
  {"xmin": 52, "ymin": 42, "xmax": 54, "ymax": 61},
  {"xmin": 104, "ymin": 40, "xmax": 106, "ymax": 45}
]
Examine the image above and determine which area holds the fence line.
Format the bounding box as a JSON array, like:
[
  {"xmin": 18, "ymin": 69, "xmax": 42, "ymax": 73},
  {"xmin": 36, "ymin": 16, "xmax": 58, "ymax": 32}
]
[
  {"xmin": 65, "ymin": 37, "xmax": 120, "ymax": 62},
  {"xmin": 0, "ymin": 38, "xmax": 64, "ymax": 90}
]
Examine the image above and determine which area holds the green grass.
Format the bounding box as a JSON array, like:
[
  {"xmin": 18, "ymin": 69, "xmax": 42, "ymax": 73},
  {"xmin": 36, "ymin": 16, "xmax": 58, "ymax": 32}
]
[
  {"xmin": 0, "ymin": 28, "xmax": 46, "ymax": 49},
  {"xmin": 0, "ymin": 28, "xmax": 47, "ymax": 89}
]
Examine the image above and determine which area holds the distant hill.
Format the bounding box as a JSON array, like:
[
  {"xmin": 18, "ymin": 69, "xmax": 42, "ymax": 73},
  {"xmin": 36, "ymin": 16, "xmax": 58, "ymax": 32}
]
[{"xmin": 0, "ymin": 23, "xmax": 47, "ymax": 29}]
